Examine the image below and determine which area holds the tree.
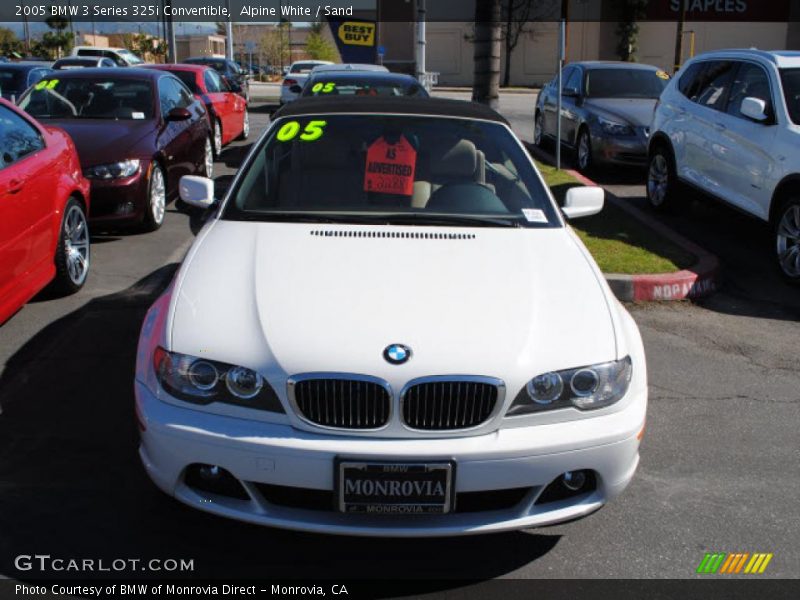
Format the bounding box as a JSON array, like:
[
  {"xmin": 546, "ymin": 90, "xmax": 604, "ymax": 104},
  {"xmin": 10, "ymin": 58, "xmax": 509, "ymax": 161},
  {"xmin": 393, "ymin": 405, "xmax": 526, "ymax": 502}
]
[
  {"xmin": 472, "ymin": 0, "xmax": 502, "ymax": 108},
  {"xmin": 41, "ymin": 10, "xmax": 73, "ymax": 59},
  {"xmin": 305, "ymin": 25, "xmax": 337, "ymax": 61},
  {"xmin": 259, "ymin": 29, "xmax": 283, "ymax": 69},
  {"xmin": 616, "ymin": 0, "xmax": 649, "ymax": 62},
  {"xmin": 0, "ymin": 27, "xmax": 21, "ymax": 57},
  {"xmin": 122, "ymin": 33, "xmax": 167, "ymax": 63},
  {"xmin": 500, "ymin": 0, "xmax": 559, "ymax": 87}
]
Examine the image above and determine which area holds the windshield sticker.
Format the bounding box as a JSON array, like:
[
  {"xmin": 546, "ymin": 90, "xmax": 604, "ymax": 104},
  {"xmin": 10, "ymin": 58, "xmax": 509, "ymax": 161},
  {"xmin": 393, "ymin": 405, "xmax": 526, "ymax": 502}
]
[
  {"xmin": 132, "ymin": 112, "xmax": 145, "ymax": 120},
  {"xmin": 276, "ymin": 120, "xmax": 327, "ymax": 142},
  {"xmin": 522, "ymin": 208, "xmax": 548, "ymax": 223},
  {"xmin": 656, "ymin": 70, "xmax": 670, "ymax": 80},
  {"xmin": 35, "ymin": 79, "xmax": 59, "ymax": 91},
  {"xmin": 364, "ymin": 135, "xmax": 417, "ymax": 196},
  {"xmin": 311, "ymin": 82, "xmax": 336, "ymax": 93}
]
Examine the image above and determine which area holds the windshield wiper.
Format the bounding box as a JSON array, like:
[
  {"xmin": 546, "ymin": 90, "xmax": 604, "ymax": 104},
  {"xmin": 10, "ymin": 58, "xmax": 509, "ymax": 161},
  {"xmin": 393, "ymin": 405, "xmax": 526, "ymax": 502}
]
[{"xmin": 234, "ymin": 212, "xmax": 523, "ymax": 227}]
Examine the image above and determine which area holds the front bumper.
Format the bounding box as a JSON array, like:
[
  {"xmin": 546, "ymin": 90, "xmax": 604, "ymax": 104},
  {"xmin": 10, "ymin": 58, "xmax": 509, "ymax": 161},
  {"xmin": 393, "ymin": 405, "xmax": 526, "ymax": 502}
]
[
  {"xmin": 136, "ymin": 380, "xmax": 645, "ymax": 537},
  {"xmin": 86, "ymin": 164, "xmax": 149, "ymax": 225},
  {"xmin": 591, "ymin": 132, "xmax": 649, "ymax": 166}
]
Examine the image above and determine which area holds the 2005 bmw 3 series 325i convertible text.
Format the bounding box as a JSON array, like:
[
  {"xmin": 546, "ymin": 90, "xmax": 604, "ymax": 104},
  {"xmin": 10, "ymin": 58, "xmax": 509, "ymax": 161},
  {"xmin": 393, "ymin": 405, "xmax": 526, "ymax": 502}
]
[{"xmin": 134, "ymin": 97, "xmax": 647, "ymax": 536}]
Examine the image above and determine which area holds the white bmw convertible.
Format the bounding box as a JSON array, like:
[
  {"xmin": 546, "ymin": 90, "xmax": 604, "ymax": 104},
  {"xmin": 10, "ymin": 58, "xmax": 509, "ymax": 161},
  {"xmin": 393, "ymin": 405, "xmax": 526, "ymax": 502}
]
[{"xmin": 135, "ymin": 97, "xmax": 647, "ymax": 536}]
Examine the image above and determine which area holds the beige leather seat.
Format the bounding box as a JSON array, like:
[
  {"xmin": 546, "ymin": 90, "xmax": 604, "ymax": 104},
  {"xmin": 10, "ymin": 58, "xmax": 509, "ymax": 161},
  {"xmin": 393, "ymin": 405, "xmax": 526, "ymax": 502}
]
[{"xmin": 412, "ymin": 139, "xmax": 483, "ymax": 208}]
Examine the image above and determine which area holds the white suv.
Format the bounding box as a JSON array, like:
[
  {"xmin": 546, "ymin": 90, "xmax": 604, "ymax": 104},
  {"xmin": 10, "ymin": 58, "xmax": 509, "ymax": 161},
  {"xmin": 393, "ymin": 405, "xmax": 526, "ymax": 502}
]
[{"xmin": 648, "ymin": 49, "xmax": 800, "ymax": 283}]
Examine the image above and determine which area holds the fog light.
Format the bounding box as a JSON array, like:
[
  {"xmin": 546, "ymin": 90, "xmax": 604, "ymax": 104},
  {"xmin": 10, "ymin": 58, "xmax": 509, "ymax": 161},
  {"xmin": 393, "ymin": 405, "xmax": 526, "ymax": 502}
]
[
  {"xmin": 198, "ymin": 464, "xmax": 222, "ymax": 480},
  {"xmin": 184, "ymin": 463, "xmax": 249, "ymax": 500},
  {"xmin": 562, "ymin": 471, "xmax": 586, "ymax": 491}
]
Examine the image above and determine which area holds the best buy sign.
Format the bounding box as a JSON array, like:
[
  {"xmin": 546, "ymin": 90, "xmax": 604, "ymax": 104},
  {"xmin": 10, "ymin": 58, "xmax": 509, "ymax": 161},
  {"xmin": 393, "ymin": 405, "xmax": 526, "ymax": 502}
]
[{"xmin": 338, "ymin": 22, "xmax": 375, "ymax": 46}]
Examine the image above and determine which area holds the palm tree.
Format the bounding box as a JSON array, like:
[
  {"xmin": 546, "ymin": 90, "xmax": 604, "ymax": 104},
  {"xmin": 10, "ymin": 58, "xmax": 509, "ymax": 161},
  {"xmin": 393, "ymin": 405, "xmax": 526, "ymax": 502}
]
[{"xmin": 472, "ymin": 0, "xmax": 502, "ymax": 108}]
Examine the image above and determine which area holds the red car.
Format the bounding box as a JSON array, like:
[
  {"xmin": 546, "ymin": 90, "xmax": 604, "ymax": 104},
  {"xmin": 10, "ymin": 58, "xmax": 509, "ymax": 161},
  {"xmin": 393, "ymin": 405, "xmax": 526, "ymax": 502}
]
[
  {"xmin": 143, "ymin": 63, "xmax": 249, "ymax": 157},
  {"xmin": 0, "ymin": 98, "xmax": 91, "ymax": 325}
]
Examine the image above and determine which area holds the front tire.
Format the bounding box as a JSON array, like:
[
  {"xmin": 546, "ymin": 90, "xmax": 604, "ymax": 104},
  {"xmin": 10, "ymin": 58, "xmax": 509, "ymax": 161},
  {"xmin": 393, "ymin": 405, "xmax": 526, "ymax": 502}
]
[
  {"xmin": 238, "ymin": 109, "xmax": 250, "ymax": 140},
  {"xmin": 202, "ymin": 136, "xmax": 214, "ymax": 179},
  {"xmin": 141, "ymin": 163, "xmax": 166, "ymax": 232},
  {"xmin": 212, "ymin": 119, "xmax": 223, "ymax": 157},
  {"xmin": 646, "ymin": 145, "xmax": 680, "ymax": 211},
  {"xmin": 52, "ymin": 198, "xmax": 90, "ymax": 295},
  {"xmin": 576, "ymin": 128, "xmax": 593, "ymax": 173},
  {"xmin": 774, "ymin": 197, "xmax": 800, "ymax": 284},
  {"xmin": 533, "ymin": 111, "xmax": 545, "ymax": 148}
]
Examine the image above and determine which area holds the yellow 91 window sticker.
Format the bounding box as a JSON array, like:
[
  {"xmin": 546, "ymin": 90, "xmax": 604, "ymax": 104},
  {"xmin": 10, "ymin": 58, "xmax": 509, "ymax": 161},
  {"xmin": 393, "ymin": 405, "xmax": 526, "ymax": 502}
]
[
  {"xmin": 276, "ymin": 120, "xmax": 328, "ymax": 142},
  {"xmin": 656, "ymin": 70, "xmax": 670, "ymax": 80},
  {"xmin": 311, "ymin": 82, "xmax": 336, "ymax": 94},
  {"xmin": 35, "ymin": 79, "xmax": 59, "ymax": 91}
]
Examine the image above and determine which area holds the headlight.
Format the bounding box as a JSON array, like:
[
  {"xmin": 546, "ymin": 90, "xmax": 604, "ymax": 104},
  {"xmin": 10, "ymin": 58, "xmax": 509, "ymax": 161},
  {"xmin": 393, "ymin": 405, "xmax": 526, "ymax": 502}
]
[
  {"xmin": 84, "ymin": 159, "xmax": 140, "ymax": 180},
  {"xmin": 153, "ymin": 347, "xmax": 283, "ymax": 412},
  {"xmin": 598, "ymin": 118, "xmax": 634, "ymax": 136},
  {"xmin": 508, "ymin": 356, "xmax": 632, "ymax": 416}
]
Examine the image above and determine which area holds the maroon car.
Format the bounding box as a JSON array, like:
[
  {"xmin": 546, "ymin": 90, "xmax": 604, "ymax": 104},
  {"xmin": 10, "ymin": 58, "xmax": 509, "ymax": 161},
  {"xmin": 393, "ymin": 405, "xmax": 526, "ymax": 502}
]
[{"xmin": 18, "ymin": 68, "xmax": 212, "ymax": 231}]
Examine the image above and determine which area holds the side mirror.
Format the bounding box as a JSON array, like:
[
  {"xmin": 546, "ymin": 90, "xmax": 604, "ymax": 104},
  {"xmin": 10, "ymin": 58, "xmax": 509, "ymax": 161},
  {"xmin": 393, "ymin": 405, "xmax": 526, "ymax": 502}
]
[
  {"xmin": 179, "ymin": 175, "xmax": 215, "ymax": 209},
  {"xmin": 289, "ymin": 85, "xmax": 302, "ymax": 94},
  {"xmin": 562, "ymin": 86, "xmax": 580, "ymax": 98},
  {"xmin": 562, "ymin": 186, "xmax": 604, "ymax": 219},
  {"xmin": 166, "ymin": 107, "xmax": 191, "ymax": 121},
  {"xmin": 740, "ymin": 96, "xmax": 768, "ymax": 122}
]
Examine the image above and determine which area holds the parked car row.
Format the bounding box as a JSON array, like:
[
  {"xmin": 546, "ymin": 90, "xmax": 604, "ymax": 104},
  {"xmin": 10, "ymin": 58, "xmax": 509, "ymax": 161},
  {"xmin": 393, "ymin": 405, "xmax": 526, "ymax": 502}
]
[{"xmin": 535, "ymin": 49, "xmax": 800, "ymax": 284}]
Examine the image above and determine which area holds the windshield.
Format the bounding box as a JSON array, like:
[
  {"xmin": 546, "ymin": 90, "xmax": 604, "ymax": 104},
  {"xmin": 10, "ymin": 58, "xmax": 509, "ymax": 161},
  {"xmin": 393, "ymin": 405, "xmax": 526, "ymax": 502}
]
[
  {"xmin": 302, "ymin": 79, "xmax": 426, "ymax": 97},
  {"xmin": 780, "ymin": 68, "xmax": 800, "ymax": 125},
  {"xmin": 585, "ymin": 68, "xmax": 668, "ymax": 99},
  {"xmin": 291, "ymin": 62, "xmax": 322, "ymax": 74},
  {"xmin": 19, "ymin": 77, "xmax": 155, "ymax": 120},
  {"xmin": 170, "ymin": 70, "xmax": 200, "ymax": 94},
  {"xmin": 118, "ymin": 50, "xmax": 143, "ymax": 65},
  {"xmin": 224, "ymin": 114, "xmax": 559, "ymax": 228}
]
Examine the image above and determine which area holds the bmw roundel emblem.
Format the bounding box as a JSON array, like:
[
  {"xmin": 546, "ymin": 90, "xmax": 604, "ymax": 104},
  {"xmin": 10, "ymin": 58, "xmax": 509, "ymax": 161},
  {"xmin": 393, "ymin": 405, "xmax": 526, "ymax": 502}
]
[{"xmin": 383, "ymin": 344, "xmax": 412, "ymax": 365}]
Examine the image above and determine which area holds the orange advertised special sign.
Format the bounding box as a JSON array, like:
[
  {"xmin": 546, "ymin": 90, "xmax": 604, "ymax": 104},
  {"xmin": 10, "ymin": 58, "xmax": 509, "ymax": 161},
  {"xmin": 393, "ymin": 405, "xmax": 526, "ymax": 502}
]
[{"xmin": 364, "ymin": 135, "xmax": 417, "ymax": 196}]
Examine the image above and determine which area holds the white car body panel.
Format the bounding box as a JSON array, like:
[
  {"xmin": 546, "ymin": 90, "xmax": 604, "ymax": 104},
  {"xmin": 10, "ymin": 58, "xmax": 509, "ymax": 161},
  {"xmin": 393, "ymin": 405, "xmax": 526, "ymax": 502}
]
[
  {"xmin": 135, "ymin": 108, "xmax": 647, "ymax": 535},
  {"xmin": 652, "ymin": 49, "xmax": 800, "ymax": 222}
]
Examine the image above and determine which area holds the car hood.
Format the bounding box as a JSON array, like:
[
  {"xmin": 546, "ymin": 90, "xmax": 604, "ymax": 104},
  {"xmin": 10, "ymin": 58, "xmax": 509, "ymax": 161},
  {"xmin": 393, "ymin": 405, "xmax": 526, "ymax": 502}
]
[
  {"xmin": 170, "ymin": 222, "xmax": 617, "ymax": 390},
  {"xmin": 584, "ymin": 98, "xmax": 657, "ymax": 128},
  {"xmin": 40, "ymin": 118, "xmax": 157, "ymax": 167}
]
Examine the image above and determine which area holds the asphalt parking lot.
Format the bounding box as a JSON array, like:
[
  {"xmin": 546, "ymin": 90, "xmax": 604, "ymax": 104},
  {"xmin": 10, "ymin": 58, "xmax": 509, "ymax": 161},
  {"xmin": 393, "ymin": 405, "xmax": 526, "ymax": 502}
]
[{"xmin": 0, "ymin": 95, "xmax": 798, "ymax": 582}]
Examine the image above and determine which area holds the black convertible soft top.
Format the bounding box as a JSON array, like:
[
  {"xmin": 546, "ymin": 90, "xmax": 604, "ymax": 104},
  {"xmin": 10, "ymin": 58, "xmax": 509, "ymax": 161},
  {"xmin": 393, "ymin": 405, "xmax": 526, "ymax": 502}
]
[{"xmin": 273, "ymin": 96, "xmax": 508, "ymax": 124}]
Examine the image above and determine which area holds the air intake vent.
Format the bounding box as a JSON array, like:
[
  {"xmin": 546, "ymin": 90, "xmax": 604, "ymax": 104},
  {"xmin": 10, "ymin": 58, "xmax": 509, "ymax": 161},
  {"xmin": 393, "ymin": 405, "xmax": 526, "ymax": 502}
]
[{"xmin": 310, "ymin": 230, "xmax": 475, "ymax": 240}]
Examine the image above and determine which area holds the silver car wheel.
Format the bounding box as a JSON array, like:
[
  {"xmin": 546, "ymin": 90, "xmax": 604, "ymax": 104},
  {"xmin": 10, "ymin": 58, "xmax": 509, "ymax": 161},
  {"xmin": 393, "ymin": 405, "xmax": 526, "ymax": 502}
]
[
  {"xmin": 204, "ymin": 137, "xmax": 214, "ymax": 179},
  {"xmin": 776, "ymin": 203, "xmax": 800, "ymax": 278},
  {"xmin": 647, "ymin": 154, "xmax": 669, "ymax": 207},
  {"xmin": 577, "ymin": 132, "xmax": 590, "ymax": 170},
  {"xmin": 150, "ymin": 166, "xmax": 166, "ymax": 226},
  {"xmin": 64, "ymin": 204, "xmax": 90, "ymax": 286},
  {"xmin": 534, "ymin": 112, "xmax": 543, "ymax": 146},
  {"xmin": 213, "ymin": 120, "xmax": 223, "ymax": 156}
]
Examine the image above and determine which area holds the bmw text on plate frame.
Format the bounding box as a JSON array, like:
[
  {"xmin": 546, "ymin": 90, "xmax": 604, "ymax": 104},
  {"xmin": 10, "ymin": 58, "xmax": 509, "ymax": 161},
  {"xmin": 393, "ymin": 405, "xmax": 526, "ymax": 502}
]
[{"xmin": 135, "ymin": 96, "xmax": 648, "ymax": 536}]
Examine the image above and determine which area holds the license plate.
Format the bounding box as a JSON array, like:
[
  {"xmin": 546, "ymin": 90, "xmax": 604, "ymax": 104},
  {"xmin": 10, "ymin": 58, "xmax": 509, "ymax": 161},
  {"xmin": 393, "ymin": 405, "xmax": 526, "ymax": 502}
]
[{"xmin": 336, "ymin": 460, "xmax": 454, "ymax": 515}]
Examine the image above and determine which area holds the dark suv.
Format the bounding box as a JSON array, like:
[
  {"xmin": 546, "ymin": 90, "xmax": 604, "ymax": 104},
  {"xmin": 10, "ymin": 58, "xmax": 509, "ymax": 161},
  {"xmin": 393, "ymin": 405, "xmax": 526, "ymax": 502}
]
[{"xmin": 184, "ymin": 57, "xmax": 249, "ymax": 102}]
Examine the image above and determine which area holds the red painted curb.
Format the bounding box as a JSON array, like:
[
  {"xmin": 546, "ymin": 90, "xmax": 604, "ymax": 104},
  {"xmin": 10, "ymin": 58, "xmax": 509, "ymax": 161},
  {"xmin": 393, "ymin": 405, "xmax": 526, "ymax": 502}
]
[{"xmin": 562, "ymin": 166, "xmax": 720, "ymax": 302}]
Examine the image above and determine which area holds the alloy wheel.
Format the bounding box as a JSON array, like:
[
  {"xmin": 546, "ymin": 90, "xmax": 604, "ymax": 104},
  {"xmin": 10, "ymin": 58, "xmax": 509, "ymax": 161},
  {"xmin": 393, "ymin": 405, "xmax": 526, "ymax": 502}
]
[
  {"xmin": 776, "ymin": 203, "xmax": 800, "ymax": 278},
  {"xmin": 577, "ymin": 132, "xmax": 590, "ymax": 171},
  {"xmin": 213, "ymin": 120, "xmax": 223, "ymax": 156},
  {"xmin": 647, "ymin": 154, "xmax": 669, "ymax": 207},
  {"xmin": 204, "ymin": 137, "xmax": 214, "ymax": 179},
  {"xmin": 63, "ymin": 204, "xmax": 90, "ymax": 286},
  {"xmin": 150, "ymin": 166, "xmax": 166, "ymax": 226}
]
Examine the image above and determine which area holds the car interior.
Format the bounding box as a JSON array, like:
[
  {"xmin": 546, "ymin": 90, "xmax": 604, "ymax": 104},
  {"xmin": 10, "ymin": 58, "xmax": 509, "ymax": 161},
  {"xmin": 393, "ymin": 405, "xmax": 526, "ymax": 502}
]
[{"xmin": 235, "ymin": 119, "xmax": 541, "ymax": 217}]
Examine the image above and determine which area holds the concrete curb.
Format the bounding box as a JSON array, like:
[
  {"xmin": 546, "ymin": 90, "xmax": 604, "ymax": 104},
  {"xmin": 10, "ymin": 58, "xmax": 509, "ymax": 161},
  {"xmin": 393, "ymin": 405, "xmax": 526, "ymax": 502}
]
[{"xmin": 529, "ymin": 146, "xmax": 720, "ymax": 302}]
